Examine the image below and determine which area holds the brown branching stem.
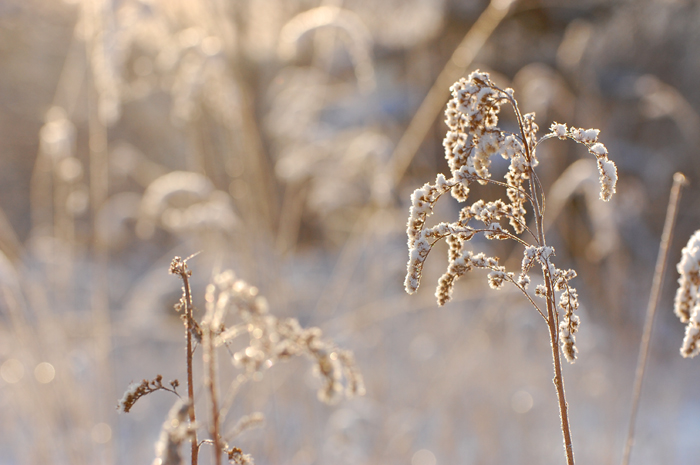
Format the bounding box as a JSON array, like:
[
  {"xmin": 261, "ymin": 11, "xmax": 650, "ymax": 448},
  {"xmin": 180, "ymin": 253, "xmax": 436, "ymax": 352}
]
[
  {"xmin": 172, "ymin": 260, "xmax": 199, "ymax": 465},
  {"xmin": 530, "ymin": 149, "xmax": 574, "ymax": 464},
  {"xmin": 545, "ymin": 272, "xmax": 575, "ymax": 465}
]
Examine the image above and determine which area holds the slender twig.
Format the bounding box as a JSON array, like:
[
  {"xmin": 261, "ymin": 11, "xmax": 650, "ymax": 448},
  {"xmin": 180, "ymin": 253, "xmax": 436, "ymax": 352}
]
[
  {"xmin": 204, "ymin": 324, "xmax": 222, "ymax": 465},
  {"xmin": 524, "ymin": 114, "xmax": 573, "ymax": 464},
  {"xmin": 506, "ymin": 276, "xmax": 548, "ymax": 323},
  {"xmin": 533, "ymin": 179, "xmax": 574, "ymax": 464},
  {"xmin": 544, "ymin": 271, "xmax": 575, "ymax": 465},
  {"xmin": 621, "ymin": 172, "xmax": 687, "ymax": 465},
  {"xmin": 172, "ymin": 259, "xmax": 199, "ymax": 465}
]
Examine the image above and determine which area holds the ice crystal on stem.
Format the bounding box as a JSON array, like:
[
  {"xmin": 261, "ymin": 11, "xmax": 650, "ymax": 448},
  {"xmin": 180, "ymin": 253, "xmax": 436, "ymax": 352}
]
[{"xmin": 404, "ymin": 70, "xmax": 618, "ymax": 465}]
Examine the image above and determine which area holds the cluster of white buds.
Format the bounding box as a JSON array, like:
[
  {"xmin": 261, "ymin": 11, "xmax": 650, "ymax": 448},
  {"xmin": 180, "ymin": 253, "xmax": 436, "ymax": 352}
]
[
  {"xmin": 519, "ymin": 246, "xmax": 579, "ymax": 362},
  {"xmin": 674, "ymin": 230, "xmax": 700, "ymax": 358},
  {"xmin": 562, "ymin": 124, "xmax": 617, "ymax": 201},
  {"xmin": 405, "ymin": 70, "xmax": 618, "ymax": 363}
]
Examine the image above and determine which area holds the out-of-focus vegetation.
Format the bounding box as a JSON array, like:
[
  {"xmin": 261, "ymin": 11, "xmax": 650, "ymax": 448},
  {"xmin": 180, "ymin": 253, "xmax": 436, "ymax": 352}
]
[{"xmin": 0, "ymin": 0, "xmax": 699, "ymax": 464}]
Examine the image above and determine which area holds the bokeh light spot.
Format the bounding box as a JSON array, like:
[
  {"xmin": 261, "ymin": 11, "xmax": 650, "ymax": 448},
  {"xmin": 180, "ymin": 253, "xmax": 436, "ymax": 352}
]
[
  {"xmin": 1, "ymin": 359, "xmax": 24, "ymax": 384},
  {"xmin": 411, "ymin": 449, "xmax": 436, "ymax": 465},
  {"xmin": 91, "ymin": 423, "xmax": 112, "ymax": 444},
  {"xmin": 511, "ymin": 390, "xmax": 534, "ymax": 414},
  {"xmin": 34, "ymin": 362, "xmax": 56, "ymax": 384}
]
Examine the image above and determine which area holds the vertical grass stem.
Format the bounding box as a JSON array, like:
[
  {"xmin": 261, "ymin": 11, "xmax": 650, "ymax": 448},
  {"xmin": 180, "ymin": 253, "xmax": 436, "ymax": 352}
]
[{"xmin": 621, "ymin": 172, "xmax": 687, "ymax": 465}]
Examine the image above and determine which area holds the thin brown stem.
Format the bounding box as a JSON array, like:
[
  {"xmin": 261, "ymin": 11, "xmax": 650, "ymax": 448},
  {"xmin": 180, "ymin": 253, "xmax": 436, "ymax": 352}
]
[
  {"xmin": 544, "ymin": 272, "xmax": 575, "ymax": 465},
  {"xmin": 204, "ymin": 325, "xmax": 222, "ymax": 465},
  {"xmin": 173, "ymin": 260, "xmax": 199, "ymax": 465},
  {"xmin": 621, "ymin": 172, "xmax": 687, "ymax": 465},
  {"xmin": 506, "ymin": 276, "xmax": 547, "ymax": 323},
  {"xmin": 526, "ymin": 111, "xmax": 573, "ymax": 463}
]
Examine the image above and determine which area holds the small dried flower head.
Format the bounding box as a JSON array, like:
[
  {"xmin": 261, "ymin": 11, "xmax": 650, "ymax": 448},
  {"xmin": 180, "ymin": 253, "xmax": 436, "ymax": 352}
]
[
  {"xmin": 227, "ymin": 447, "xmax": 255, "ymax": 465},
  {"xmin": 117, "ymin": 381, "xmax": 146, "ymax": 413},
  {"xmin": 550, "ymin": 122, "xmax": 567, "ymax": 140},
  {"xmin": 487, "ymin": 268, "xmax": 512, "ymax": 289},
  {"xmin": 117, "ymin": 375, "xmax": 179, "ymax": 413},
  {"xmin": 516, "ymin": 274, "xmax": 531, "ymax": 288},
  {"xmin": 534, "ymin": 285, "xmax": 548, "ymax": 298},
  {"xmin": 569, "ymin": 127, "xmax": 599, "ymax": 144},
  {"xmin": 169, "ymin": 256, "xmax": 188, "ymax": 277},
  {"xmin": 559, "ymin": 320, "xmax": 578, "ymax": 363}
]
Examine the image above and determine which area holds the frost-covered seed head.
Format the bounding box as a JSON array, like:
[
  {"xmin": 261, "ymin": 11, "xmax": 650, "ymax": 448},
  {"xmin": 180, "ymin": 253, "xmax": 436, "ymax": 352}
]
[{"xmin": 403, "ymin": 70, "xmax": 614, "ymax": 364}]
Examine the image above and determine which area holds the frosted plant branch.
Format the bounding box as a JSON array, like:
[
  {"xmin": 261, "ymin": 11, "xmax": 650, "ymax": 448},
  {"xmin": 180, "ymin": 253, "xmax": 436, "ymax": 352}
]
[
  {"xmin": 120, "ymin": 258, "xmax": 364, "ymax": 465},
  {"xmin": 403, "ymin": 70, "xmax": 618, "ymax": 465}
]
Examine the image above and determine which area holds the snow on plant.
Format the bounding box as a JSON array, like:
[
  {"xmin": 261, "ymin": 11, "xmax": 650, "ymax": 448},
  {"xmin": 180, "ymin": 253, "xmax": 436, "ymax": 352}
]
[
  {"xmin": 118, "ymin": 257, "xmax": 365, "ymax": 465},
  {"xmin": 674, "ymin": 230, "xmax": 700, "ymax": 358},
  {"xmin": 403, "ymin": 70, "xmax": 617, "ymax": 465}
]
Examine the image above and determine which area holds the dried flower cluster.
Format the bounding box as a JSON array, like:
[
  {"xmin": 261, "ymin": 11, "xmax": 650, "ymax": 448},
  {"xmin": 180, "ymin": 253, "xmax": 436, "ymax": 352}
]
[
  {"xmin": 120, "ymin": 257, "xmax": 364, "ymax": 465},
  {"xmin": 403, "ymin": 69, "xmax": 618, "ymax": 465},
  {"xmin": 674, "ymin": 230, "xmax": 700, "ymax": 357},
  {"xmin": 117, "ymin": 375, "xmax": 179, "ymax": 413},
  {"xmin": 405, "ymin": 70, "xmax": 617, "ymax": 365},
  {"xmin": 226, "ymin": 447, "xmax": 254, "ymax": 465},
  {"xmin": 208, "ymin": 270, "xmax": 365, "ymax": 403}
]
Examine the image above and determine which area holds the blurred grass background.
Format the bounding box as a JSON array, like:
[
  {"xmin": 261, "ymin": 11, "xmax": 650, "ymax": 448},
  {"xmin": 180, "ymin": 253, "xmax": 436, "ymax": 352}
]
[{"xmin": 0, "ymin": 0, "xmax": 699, "ymax": 464}]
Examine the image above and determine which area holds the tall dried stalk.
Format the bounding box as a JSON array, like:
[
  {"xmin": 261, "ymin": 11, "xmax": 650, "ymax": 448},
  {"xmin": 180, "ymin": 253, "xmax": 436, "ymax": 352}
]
[
  {"xmin": 621, "ymin": 172, "xmax": 687, "ymax": 465},
  {"xmin": 170, "ymin": 257, "xmax": 200, "ymax": 465},
  {"xmin": 202, "ymin": 284, "xmax": 222, "ymax": 465},
  {"xmin": 404, "ymin": 70, "xmax": 618, "ymax": 465}
]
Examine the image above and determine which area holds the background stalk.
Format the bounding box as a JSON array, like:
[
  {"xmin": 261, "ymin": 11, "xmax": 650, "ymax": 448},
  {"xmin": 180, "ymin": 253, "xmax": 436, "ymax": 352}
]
[
  {"xmin": 204, "ymin": 325, "xmax": 222, "ymax": 465},
  {"xmin": 621, "ymin": 172, "xmax": 686, "ymax": 465}
]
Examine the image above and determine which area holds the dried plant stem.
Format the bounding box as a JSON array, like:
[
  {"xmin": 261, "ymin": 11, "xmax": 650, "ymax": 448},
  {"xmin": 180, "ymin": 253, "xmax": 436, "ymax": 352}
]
[
  {"xmin": 535, "ymin": 174, "xmax": 575, "ymax": 465},
  {"xmin": 404, "ymin": 70, "xmax": 617, "ymax": 465},
  {"xmin": 545, "ymin": 274, "xmax": 575, "ymax": 465},
  {"xmin": 83, "ymin": 8, "xmax": 115, "ymax": 462},
  {"xmin": 204, "ymin": 326, "xmax": 222, "ymax": 465},
  {"xmin": 178, "ymin": 268, "xmax": 199, "ymax": 465},
  {"xmin": 621, "ymin": 172, "xmax": 686, "ymax": 465}
]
